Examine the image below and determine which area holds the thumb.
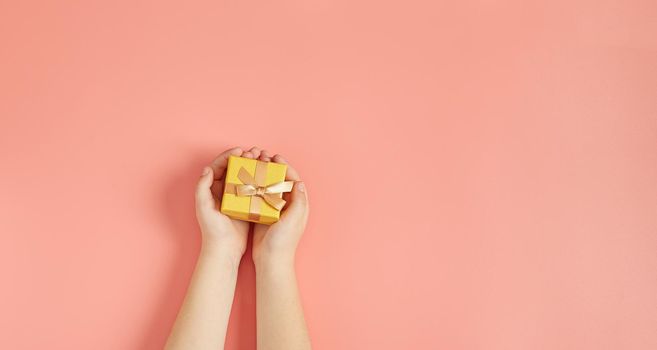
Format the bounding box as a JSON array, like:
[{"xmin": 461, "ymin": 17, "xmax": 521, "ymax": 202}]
[
  {"xmin": 281, "ymin": 181, "xmax": 308, "ymax": 220},
  {"xmin": 195, "ymin": 167, "xmax": 215, "ymax": 210}
]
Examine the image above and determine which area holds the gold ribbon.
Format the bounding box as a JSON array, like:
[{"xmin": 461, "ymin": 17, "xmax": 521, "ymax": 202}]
[{"xmin": 224, "ymin": 161, "xmax": 293, "ymax": 221}]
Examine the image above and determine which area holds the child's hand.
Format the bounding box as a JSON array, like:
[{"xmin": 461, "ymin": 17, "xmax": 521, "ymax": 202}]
[
  {"xmin": 195, "ymin": 147, "xmax": 251, "ymax": 259},
  {"xmin": 251, "ymin": 151, "xmax": 309, "ymax": 266}
]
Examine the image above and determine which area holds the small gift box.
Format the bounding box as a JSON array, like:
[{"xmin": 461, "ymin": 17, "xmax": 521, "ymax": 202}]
[{"xmin": 220, "ymin": 155, "xmax": 294, "ymax": 224}]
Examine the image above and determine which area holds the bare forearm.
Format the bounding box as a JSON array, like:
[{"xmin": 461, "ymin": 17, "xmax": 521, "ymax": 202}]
[
  {"xmin": 255, "ymin": 257, "xmax": 311, "ymax": 350},
  {"xmin": 166, "ymin": 244, "xmax": 241, "ymax": 350}
]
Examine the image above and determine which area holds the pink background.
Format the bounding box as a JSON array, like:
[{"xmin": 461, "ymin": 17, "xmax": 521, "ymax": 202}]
[{"xmin": 1, "ymin": 1, "xmax": 656, "ymax": 349}]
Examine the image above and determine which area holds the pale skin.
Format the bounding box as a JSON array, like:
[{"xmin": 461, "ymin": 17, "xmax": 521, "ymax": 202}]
[{"xmin": 165, "ymin": 147, "xmax": 311, "ymax": 350}]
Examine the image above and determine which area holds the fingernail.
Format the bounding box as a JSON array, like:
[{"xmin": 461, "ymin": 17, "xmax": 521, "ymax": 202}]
[
  {"xmin": 296, "ymin": 181, "xmax": 305, "ymax": 192},
  {"xmin": 202, "ymin": 167, "xmax": 210, "ymax": 175}
]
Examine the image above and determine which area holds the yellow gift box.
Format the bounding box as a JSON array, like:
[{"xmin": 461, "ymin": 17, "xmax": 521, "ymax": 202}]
[{"xmin": 220, "ymin": 156, "xmax": 293, "ymax": 225}]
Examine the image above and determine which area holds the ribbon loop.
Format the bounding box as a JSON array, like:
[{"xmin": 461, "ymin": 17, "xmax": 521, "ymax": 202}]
[
  {"xmin": 237, "ymin": 167, "xmax": 257, "ymax": 187},
  {"xmin": 233, "ymin": 166, "xmax": 293, "ymax": 211}
]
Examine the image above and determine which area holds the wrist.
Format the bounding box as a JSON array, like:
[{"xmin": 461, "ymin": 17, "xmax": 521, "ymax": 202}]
[
  {"xmin": 253, "ymin": 251, "xmax": 296, "ymax": 271},
  {"xmin": 200, "ymin": 239, "xmax": 244, "ymax": 266}
]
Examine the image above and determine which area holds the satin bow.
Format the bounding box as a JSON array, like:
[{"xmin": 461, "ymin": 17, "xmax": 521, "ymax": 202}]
[{"xmin": 234, "ymin": 167, "xmax": 293, "ymax": 210}]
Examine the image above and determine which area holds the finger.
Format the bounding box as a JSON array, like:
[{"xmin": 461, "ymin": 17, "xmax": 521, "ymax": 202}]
[
  {"xmin": 272, "ymin": 154, "xmax": 300, "ymax": 181},
  {"xmin": 248, "ymin": 146, "xmax": 262, "ymax": 159},
  {"xmin": 210, "ymin": 147, "xmax": 243, "ymax": 180},
  {"xmin": 195, "ymin": 167, "xmax": 215, "ymax": 211},
  {"xmin": 242, "ymin": 151, "xmax": 254, "ymax": 159},
  {"xmin": 280, "ymin": 180, "xmax": 308, "ymax": 221},
  {"xmin": 259, "ymin": 149, "xmax": 271, "ymax": 162},
  {"xmin": 211, "ymin": 178, "xmax": 225, "ymax": 202}
]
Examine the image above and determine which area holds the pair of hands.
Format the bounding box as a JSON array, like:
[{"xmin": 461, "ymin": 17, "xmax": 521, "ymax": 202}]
[{"xmin": 195, "ymin": 147, "xmax": 308, "ymax": 265}]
